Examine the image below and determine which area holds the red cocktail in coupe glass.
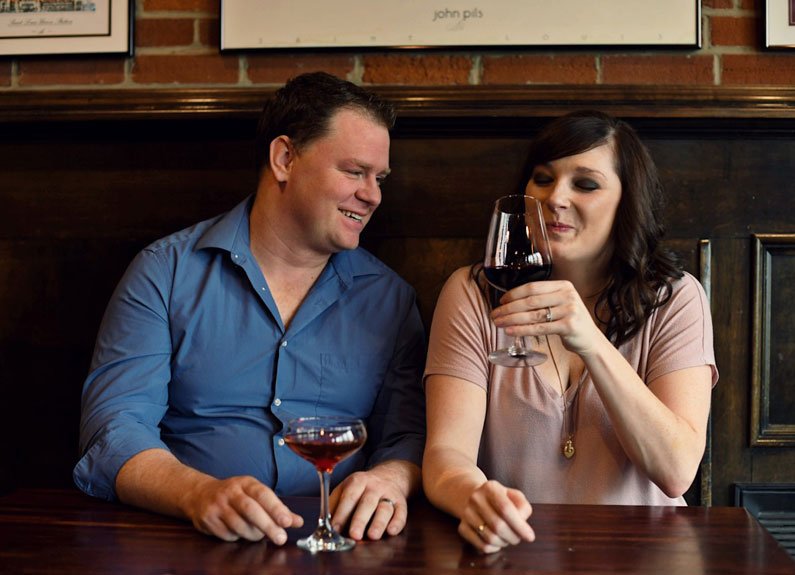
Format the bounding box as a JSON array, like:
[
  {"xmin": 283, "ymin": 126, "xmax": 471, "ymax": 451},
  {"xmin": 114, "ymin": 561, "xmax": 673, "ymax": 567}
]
[{"xmin": 284, "ymin": 416, "xmax": 367, "ymax": 552}]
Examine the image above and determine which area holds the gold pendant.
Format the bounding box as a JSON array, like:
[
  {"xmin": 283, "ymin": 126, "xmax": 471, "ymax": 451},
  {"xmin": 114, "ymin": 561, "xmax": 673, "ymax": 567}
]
[{"xmin": 563, "ymin": 438, "xmax": 575, "ymax": 459}]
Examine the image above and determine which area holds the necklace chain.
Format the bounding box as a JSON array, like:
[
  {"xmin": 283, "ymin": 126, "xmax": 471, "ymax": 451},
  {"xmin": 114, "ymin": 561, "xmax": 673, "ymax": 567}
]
[{"xmin": 545, "ymin": 336, "xmax": 577, "ymax": 459}]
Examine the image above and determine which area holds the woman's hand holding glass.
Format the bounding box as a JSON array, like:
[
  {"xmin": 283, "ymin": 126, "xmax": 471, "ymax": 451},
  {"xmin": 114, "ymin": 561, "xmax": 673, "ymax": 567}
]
[{"xmin": 491, "ymin": 279, "xmax": 607, "ymax": 359}]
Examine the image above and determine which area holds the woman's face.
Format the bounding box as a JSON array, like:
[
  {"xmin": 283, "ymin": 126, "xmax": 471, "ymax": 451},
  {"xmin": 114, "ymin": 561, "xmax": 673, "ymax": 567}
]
[{"xmin": 525, "ymin": 142, "xmax": 622, "ymax": 273}]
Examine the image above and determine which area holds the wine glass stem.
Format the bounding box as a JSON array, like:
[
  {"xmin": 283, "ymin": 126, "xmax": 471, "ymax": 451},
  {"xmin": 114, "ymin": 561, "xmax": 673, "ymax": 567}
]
[{"xmin": 317, "ymin": 469, "xmax": 334, "ymax": 531}]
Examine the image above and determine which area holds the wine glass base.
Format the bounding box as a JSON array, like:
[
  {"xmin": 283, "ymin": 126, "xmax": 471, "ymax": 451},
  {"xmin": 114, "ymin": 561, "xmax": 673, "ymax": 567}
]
[
  {"xmin": 488, "ymin": 347, "xmax": 547, "ymax": 367},
  {"xmin": 297, "ymin": 531, "xmax": 356, "ymax": 553}
]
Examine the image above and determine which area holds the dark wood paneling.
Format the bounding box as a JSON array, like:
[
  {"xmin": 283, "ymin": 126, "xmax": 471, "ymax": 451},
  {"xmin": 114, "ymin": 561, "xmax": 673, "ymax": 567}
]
[
  {"xmin": 2, "ymin": 86, "xmax": 795, "ymax": 122},
  {"xmin": 710, "ymin": 239, "xmax": 757, "ymax": 504},
  {"xmin": 751, "ymin": 235, "xmax": 795, "ymax": 445},
  {"xmin": 1, "ymin": 88, "xmax": 793, "ymax": 503}
]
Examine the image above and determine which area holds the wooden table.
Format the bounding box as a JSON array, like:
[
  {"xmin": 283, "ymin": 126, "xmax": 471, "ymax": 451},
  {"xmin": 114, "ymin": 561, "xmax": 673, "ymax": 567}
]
[{"xmin": 0, "ymin": 488, "xmax": 793, "ymax": 574}]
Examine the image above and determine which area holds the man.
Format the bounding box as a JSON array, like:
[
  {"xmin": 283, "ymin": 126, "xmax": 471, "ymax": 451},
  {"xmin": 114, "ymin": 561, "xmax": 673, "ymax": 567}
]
[{"xmin": 73, "ymin": 72, "xmax": 426, "ymax": 545}]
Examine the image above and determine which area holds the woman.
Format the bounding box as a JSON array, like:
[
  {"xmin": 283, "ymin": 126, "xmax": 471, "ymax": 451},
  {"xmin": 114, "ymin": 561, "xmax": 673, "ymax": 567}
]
[{"xmin": 422, "ymin": 110, "xmax": 718, "ymax": 554}]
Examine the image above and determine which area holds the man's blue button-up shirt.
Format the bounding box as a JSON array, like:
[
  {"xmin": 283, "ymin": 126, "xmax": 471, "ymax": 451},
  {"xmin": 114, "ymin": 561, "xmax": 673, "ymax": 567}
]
[{"xmin": 73, "ymin": 195, "xmax": 426, "ymax": 501}]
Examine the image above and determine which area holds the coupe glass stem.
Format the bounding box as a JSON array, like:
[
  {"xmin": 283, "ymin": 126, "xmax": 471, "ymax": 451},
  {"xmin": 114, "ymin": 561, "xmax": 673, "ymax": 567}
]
[{"xmin": 317, "ymin": 469, "xmax": 333, "ymax": 534}]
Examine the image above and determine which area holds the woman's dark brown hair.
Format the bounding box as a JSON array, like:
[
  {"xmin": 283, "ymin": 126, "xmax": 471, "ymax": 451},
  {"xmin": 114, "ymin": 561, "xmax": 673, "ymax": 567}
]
[{"xmin": 480, "ymin": 110, "xmax": 683, "ymax": 346}]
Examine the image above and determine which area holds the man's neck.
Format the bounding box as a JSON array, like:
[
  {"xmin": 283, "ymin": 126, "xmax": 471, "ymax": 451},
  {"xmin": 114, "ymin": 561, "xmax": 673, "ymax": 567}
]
[{"xmin": 248, "ymin": 190, "xmax": 330, "ymax": 329}]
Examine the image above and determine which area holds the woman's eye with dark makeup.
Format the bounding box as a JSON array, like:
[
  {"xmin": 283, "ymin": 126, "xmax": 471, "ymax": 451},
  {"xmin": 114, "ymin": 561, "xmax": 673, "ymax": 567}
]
[
  {"xmin": 575, "ymin": 178, "xmax": 600, "ymax": 191},
  {"xmin": 532, "ymin": 173, "xmax": 553, "ymax": 185}
]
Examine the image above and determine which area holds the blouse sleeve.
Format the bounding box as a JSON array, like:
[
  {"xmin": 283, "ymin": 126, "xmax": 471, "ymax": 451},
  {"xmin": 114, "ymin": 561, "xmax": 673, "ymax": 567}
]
[
  {"xmin": 423, "ymin": 266, "xmax": 494, "ymax": 391},
  {"xmin": 644, "ymin": 272, "xmax": 719, "ymax": 386}
]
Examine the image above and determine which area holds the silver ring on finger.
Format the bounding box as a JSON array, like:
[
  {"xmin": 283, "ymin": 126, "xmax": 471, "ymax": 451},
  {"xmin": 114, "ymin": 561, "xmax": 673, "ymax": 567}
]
[
  {"xmin": 545, "ymin": 306, "xmax": 553, "ymax": 323},
  {"xmin": 379, "ymin": 497, "xmax": 395, "ymax": 507}
]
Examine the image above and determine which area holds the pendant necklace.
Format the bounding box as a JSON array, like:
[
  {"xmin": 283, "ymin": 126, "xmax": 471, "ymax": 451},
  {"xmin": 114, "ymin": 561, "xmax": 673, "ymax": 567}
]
[{"xmin": 546, "ymin": 335, "xmax": 581, "ymax": 459}]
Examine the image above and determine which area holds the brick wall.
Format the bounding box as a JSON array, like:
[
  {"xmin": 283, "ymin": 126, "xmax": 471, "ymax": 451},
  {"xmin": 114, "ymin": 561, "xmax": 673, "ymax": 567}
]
[{"xmin": 1, "ymin": 0, "xmax": 792, "ymax": 90}]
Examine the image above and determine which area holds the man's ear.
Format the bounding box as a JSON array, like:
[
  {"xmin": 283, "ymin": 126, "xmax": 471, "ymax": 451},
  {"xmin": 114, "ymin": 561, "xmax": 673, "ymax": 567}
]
[{"xmin": 269, "ymin": 135, "xmax": 294, "ymax": 183}]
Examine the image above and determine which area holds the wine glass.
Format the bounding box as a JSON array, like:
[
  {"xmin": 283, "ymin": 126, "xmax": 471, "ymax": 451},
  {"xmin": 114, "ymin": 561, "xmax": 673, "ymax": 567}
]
[
  {"xmin": 483, "ymin": 194, "xmax": 552, "ymax": 367},
  {"xmin": 284, "ymin": 416, "xmax": 367, "ymax": 552}
]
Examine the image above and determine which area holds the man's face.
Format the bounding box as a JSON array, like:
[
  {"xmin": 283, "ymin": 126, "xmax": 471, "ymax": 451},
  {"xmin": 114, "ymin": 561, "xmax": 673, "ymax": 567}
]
[{"xmin": 282, "ymin": 108, "xmax": 391, "ymax": 257}]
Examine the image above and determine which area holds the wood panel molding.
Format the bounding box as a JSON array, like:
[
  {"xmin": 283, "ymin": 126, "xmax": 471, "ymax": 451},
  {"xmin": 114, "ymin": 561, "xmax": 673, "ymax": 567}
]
[
  {"xmin": 2, "ymin": 85, "xmax": 795, "ymax": 123},
  {"xmin": 751, "ymin": 234, "xmax": 795, "ymax": 447},
  {"xmin": 699, "ymin": 239, "xmax": 713, "ymax": 507}
]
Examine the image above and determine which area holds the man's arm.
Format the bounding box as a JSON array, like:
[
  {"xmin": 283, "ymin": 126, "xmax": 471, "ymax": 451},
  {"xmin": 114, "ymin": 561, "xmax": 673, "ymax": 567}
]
[
  {"xmin": 74, "ymin": 248, "xmax": 174, "ymax": 501},
  {"xmin": 77, "ymin": 245, "xmax": 305, "ymax": 543},
  {"xmin": 329, "ymin": 290, "xmax": 427, "ymax": 540},
  {"xmin": 116, "ymin": 448, "xmax": 303, "ymax": 543}
]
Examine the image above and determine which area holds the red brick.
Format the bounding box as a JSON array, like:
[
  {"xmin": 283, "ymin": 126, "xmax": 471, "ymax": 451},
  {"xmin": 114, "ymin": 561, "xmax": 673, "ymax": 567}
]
[
  {"xmin": 198, "ymin": 18, "xmax": 219, "ymax": 48},
  {"xmin": 247, "ymin": 54, "xmax": 354, "ymax": 84},
  {"xmin": 722, "ymin": 54, "xmax": 795, "ymax": 85},
  {"xmin": 482, "ymin": 55, "xmax": 596, "ymax": 85},
  {"xmin": 136, "ymin": 18, "xmax": 194, "ymax": 48},
  {"xmin": 18, "ymin": 58, "xmax": 125, "ymax": 86},
  {"xmin": 703, "ymin": 0, "xmax": 734, "ymax": 8},
  {"xmin": 132, "ymin": 54, "xmax": 238, "ymax": 84},
  {"xmin": 361, "ymin": 54, "xmax": 472, "ymax": 85},
  {"xmin": 740, "ymin": 0, "xmax": 755, "ymax": 8},
  {"xmin": 142, "ymin": 0, "xmax": 217, "ymax": 12},
  {"xmin": 602, "ymin": 55, "xmax": 714, "ymax": 85},
  {"xmin": 711, "ymin": 16, "xmax": 758, "ymax": 47},
  {"xmin": 0, "ymin": 61, "xmax": 11, "ymax": 86}
]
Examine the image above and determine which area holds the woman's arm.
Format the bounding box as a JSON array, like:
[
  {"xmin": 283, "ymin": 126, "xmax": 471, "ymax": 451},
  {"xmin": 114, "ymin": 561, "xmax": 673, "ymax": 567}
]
[
  {"xmin": 493, "ymin": 278, "xmax": 713, "ymax": 498},
  {"xmin": 423, "ymin": 375, "xmax": 535, "ymax": 553},
  {"xmin": 580, "ymin": 343, "xmax": 712, "ymax": 498}
]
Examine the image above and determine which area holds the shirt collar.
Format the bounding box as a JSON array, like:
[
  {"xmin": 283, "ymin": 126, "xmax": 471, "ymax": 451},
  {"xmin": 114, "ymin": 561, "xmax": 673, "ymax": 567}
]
[
  {"xmin": 195, "ymin": 193, "xmax": 384, "ymax": 284},
  {"xmin": 195, "ymin": 194, "xmax": 254, "ymax": 254},
  {"xmin": 328, "ymin": 246, "xmax": 383, "ymax": 287}
]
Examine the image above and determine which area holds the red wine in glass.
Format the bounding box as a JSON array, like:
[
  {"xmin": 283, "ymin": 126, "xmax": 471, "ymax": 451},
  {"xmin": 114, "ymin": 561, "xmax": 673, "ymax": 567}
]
[
  {"xmin": 483, "ymin": 195, "xmax": 552, "ymax": 367},
  {"xmin": 284, "ymin": 432, "xmax": 366, "ymax": 474},
  {"xmin": 284, "ymin": 417, "xmax": 367, "ymax": 552},
  {"xmin": 483, "ymin": 263, "xmax": 552, "ymax": 291}
]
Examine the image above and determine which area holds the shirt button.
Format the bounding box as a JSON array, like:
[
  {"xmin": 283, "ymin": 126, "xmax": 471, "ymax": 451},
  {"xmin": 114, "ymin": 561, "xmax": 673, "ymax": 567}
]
[
  {"xmin": 281, "ymin": 341, "xmax": 287, "ymax": 347},
  {"xmin": 277, "ymin": 438, "xmax": 285, "ymax": 447},
  {"xmin": 273, "ymin": 398, "xmax": 281, "ymax": 407},
  {"xmin": 233, "ymin": 254, "xmax": 239, "ymax": 259}
]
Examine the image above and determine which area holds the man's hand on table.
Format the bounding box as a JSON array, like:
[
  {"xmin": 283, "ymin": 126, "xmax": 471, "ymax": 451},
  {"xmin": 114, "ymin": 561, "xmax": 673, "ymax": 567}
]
[
  {"xmin": 184, "ymin": 475, "xmax": 303, "ymax": 544},
  {"xmin": 328, "ymin": 461, "xmax": 419, "ymax": 541}
]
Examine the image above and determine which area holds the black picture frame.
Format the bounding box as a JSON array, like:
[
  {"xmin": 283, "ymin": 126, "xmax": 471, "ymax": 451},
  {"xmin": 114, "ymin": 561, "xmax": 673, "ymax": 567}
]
[
  {"xmin": 0, "ymin": 0, "xmax": 133, "ymax": 57},
  {"xmin": 220, "ymin": 0, "xmax": 701, "ymax": 51}
]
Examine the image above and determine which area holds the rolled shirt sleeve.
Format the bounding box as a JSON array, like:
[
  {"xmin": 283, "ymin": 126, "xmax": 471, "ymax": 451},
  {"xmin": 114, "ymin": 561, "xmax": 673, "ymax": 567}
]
[{"xmin": 73, "ymin": 248, "xmax": 173, "ymax": 501}]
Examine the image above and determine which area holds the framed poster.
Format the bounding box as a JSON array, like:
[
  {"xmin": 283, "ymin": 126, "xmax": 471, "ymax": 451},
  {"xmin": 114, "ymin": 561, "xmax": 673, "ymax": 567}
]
[
  {"xmin": 765, "ymin": 0, "xmax": 795, "ymax": 48},
  {"xmin": 220, "ymin": 0, "xmax": 701, "ymax": 50},
  {"xmin": 0, "ymin": 0, "xmax": 133, "ymax": 56}
]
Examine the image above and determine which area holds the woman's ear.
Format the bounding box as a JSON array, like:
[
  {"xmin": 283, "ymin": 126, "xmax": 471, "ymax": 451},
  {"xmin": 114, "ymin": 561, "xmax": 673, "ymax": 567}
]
[{"xmin": 269, "ymin": 135, "xmax": 294, "ymax": 183}]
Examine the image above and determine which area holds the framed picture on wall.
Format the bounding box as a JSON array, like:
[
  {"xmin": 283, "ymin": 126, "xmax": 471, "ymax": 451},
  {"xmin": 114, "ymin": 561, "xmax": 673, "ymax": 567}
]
[
  {"xmin": 220, "ymin": 0, "xmax": 701, "ymax": 50},
  {"xmin": 0, "ymin": 0, "xmax": 133, "ymax": 56},
  {"xmin": 765, "ymin": 0, "xmax": 795, "ymax": 48}
]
